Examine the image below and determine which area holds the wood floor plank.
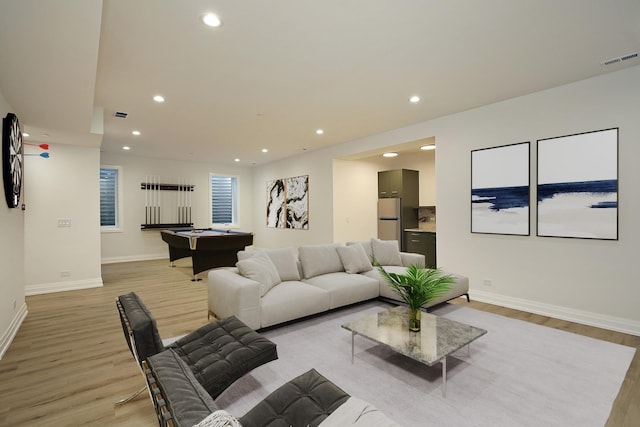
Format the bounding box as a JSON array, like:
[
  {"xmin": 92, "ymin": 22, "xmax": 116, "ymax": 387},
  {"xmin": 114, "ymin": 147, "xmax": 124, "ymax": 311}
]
[{"xmin": 0, "ymin": 259, "xmax": 637, "ymax": 426}]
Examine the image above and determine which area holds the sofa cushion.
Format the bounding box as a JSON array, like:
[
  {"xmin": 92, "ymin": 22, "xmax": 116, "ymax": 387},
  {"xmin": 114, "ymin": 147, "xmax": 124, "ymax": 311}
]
[
  {"xmin": 304, "ymin": 272, "xmax": 379, "ymax": 309},
  {"xmin": 363, "ymin": 266, "xmax": 409, "ymax": 300},
  {"xmin": 346, "ymin": 240, "xmax": 373, "ymax": 259},
  {"xmin": 298, "ymin": 244, "xmax": 345, "ymax": 279},
  {"xmin": 236, "ymin": 254, "xmax": 281, "ymax": 297},
  {"xmin": 336, "ymin": 244, "xmax": 372, "ymax": 274},
  {"xmin": 371, "ymin": 238, "xmax": 402, "ymax": 266},
  {"xmin": 261, "ymin": 281, "xmax": 331, "ymax": 328},
  {"xmin": 238, "ymin": 247, "xmax": 301, "ymax": 281}
]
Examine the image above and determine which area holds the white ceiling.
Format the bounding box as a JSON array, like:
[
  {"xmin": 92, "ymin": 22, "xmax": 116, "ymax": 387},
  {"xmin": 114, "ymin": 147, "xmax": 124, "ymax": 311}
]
[{"xmin": 1, "ymin": 0, "xmax": 639, "ymax": 166}]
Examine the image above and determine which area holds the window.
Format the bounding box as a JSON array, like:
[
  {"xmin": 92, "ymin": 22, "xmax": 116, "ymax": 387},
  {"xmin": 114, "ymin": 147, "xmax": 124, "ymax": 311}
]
[
  {"xmin": 210, "ymin": 174, "xmax": 238, "ymax": 226},
  {"xmin": 100, "ymin": 166, "xmax": 123, "ymax": 231}
]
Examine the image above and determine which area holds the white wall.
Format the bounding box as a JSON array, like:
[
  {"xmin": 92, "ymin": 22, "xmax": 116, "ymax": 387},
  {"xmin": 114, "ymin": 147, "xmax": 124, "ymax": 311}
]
[
  {"xmin": 0, "ymin": 92, "xmax": 27, "ymax": 359},
  {"xmin": 253, "ymin": 65, "xmax": 640, "ymax": 334},
  {"xmin": 100, "ymin": 152, "xmax": 254, "ymax": 263},
  {"xmin": 24, "ymin": 143, "xmax": 102, "ymax": 294},
  {"xmin": 248, "ymin": 154, "xmax": 335, "ymax": 249}
]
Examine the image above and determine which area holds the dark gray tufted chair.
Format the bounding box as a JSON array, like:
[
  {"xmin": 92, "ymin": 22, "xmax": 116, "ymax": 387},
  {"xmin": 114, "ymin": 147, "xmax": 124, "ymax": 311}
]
[{"xmin": 116, "ymin": 292, "xmax": 278, "ymax": 405}]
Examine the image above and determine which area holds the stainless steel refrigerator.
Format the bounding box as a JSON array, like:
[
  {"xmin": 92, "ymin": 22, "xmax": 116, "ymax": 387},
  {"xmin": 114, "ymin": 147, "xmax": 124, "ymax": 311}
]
[{"xmin": 377, "ymin": 198, "xmax": 402, "ymax": 245}]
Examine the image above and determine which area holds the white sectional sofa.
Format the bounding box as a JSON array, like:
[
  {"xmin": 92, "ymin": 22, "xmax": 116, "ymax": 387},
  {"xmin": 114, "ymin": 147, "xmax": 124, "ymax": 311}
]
[{"xmin": 207, "ymin": 238, "xmax": 469, "ymax": 330}]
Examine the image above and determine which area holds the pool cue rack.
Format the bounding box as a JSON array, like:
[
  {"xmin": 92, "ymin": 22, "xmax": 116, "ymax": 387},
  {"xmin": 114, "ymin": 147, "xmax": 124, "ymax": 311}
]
[{"xmin": 141, "ymin": 177, "xmax": 194, "ymax": 230}]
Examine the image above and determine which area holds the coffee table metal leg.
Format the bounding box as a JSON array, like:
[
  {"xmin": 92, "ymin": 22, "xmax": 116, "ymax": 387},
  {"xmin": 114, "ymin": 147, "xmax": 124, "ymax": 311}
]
[
  {"xmin": 442, "ymin": 357, "xmax": 447, "ymax": 398},
  {"xmin": 351, "ymin": 331, "xmax": 355, "ymax": 364}
]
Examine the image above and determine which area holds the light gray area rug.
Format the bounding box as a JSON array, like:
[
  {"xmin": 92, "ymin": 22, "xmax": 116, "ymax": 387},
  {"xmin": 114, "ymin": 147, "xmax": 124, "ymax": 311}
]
[{"xmin": 216, "ymin": 301, "xmax": 635, "ymax": 427}]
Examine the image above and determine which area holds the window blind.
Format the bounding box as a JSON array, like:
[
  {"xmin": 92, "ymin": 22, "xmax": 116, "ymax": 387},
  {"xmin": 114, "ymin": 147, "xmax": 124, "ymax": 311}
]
[
  {"xmin": 211, "ymin": 175, "xmax": 237, "ymax": 224},
  {"xmin": 100, "ymin": 168, "xmax": 118, "ymax": 227}
]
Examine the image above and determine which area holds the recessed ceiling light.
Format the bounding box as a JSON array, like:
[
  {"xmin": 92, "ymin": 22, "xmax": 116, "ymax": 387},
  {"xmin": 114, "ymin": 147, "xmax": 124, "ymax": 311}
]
[
  {"xmin": 316, "ymin": 129, "xmax": 324, "ymax": 135},
  {"xmin": 383, "ymin": 152, "xmax": 398, "ymax": 158},
  {"xmin": 420, "ymin": 144, "xmax": 436, "ymax": 150},
  {"xmin": 23, "ymin": 132, "xmax": 29, "ymax": 137},
  {"xmin": 261, "ymin": 148, "xmax": 268, "ymax": 153},
  {"xmin": 409, "ymin": 95, "xmax": 421, "ymax": 103},
  {"xmin": 122, "ymin": 146, "xmax": 131, "ymax": 150},
  {"xmin": 153, "ymin": 95, "xmax": 165, "ymax": 103},
  {"xmin": 234, "ymin": 158, "xmax": 240, "ymax": 162},
  {"xmin": 202, "ymin": 13, "xmax": 222, "ymax": 27},
  {"xmin": 132, "ymin": 130, "xmax": 141, "ymax": 136}
]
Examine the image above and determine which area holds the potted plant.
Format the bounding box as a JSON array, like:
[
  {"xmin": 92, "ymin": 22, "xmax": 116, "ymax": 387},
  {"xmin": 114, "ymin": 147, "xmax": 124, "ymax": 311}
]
[{"xmin": 374, "ymin": 261, "xmax": 455, "ymax": 332}]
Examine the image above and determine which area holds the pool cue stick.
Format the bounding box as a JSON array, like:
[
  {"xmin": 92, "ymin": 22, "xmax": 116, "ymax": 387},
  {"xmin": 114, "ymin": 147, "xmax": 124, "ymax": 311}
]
[{"xmin": 145, "ymin": 176, "xmax": 149, "ymax": 225}]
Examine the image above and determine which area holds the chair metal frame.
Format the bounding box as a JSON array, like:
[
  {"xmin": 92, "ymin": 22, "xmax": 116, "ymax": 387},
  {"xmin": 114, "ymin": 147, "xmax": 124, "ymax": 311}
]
[{"xmin": 115, "ymin": 297, "xmax": 154, "ymax": 407}]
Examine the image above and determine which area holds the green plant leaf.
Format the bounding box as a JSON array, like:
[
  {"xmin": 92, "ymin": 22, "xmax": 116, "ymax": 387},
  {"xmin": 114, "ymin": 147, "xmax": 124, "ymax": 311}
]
[{"xmin": 373, "ymin": 259, "xmax": 455, "ymax": 310}]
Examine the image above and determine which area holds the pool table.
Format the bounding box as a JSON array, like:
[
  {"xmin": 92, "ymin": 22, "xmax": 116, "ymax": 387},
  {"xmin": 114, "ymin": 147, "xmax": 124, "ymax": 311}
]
[{"xmin": 160, "ymin": 228, "xmax": 253, "ymax": 280}]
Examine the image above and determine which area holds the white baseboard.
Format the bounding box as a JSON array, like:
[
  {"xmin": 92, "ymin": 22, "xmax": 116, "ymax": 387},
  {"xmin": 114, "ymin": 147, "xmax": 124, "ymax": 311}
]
[
  {"xmin": 25, "ymin": 277, "xmax": 104, "ymax": 296},
  {"xmin": 0, "ymin": 302, "xmax": 28, "ymax": 360},
  {"xmin": 101, "ymin": 253, "xmax": 167, "ymax": 264},
  {"xmin": 471, "ymin": 289, "xmax": 640, "ymax": 337}
]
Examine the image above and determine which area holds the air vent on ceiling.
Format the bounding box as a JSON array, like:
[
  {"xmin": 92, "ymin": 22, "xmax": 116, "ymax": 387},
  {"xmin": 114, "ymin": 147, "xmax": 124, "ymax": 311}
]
[
  {"xmin": 602, "ymin": 52, "xmax": 638, "ymax": 66},
  {"xmin": 114, "ymin": 111, "xmax": 128, "ymax": 118}
]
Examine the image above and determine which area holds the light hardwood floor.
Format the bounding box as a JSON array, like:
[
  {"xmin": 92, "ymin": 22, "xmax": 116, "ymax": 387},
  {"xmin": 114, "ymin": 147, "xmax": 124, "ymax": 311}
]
[{"xmin": 0, "ymin": 259, "xmax": 638, "ymax": 426}]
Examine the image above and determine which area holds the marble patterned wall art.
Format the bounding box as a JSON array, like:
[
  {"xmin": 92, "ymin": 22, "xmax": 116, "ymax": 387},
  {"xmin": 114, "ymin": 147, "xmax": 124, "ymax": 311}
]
[
  {"xmin": 537, "ymin": 128, "xmax": 618, "ymax": 240},
  {"xmin": 471, "ymin": 142, "xmax": 530, "ymax": 236},
  {"xmin": 266, "ymin": 179, "xmax": 285, "ymax": 228},
  {"xmin": 285, "ymin": 175, "xmax": 309, "ymax": 229}
]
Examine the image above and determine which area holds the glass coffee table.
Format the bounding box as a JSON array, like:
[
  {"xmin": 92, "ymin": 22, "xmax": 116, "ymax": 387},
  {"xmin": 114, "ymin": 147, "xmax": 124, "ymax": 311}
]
[{"xmin": 341, "ymin": 305, "xmax": 487, "ymax": 397}]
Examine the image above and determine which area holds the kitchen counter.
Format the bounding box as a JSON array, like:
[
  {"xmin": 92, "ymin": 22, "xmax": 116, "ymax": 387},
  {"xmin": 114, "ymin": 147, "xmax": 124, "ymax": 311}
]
[{"xmin": 404, "ymin": 223, "xmax": 436, "ymax": 233}]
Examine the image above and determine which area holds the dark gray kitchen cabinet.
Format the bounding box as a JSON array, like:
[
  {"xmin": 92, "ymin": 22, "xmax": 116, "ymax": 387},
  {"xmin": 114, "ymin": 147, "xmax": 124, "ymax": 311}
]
[{"xmin": 404, "ymin": 231, "xmax": 436, "ymax": 268}]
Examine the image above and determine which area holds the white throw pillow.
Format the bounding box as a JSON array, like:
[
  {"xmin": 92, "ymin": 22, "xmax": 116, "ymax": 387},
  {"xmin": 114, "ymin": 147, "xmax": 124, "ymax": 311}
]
[
  {"xmin": 237, "ymin": 247, "xmax": 301, "ymax": 281},
  {"xmin": 193, "ymin": 410, "xmax": 242, "ymax": 427},
  {"xmin": 346, "ymin": 240, "xmax": 373, "ymax": 259},
  {"xmin": 336, "ymin": 244, "xmax": 372, "ymax": 274},
  {"xmin": 236, "ymin": 253, "xmax": 281, "ymax": 297},
  {"xmin": 298, "ymin": 244, "xmax": 345, "ymax": 279},
  {"xmin": 371, "ymin": 238, "xmax": 402, "ymax": 266}
]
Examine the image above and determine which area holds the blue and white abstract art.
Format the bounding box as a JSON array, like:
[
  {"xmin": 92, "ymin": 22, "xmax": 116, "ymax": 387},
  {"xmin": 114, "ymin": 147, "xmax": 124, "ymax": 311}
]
[
  {"xmin": 471, "ymin": 142, "xmax": 530, "ymax": 235},
  {"xmin": 537, "ymin": 128, "xmax": 618, "ymax": 240}
]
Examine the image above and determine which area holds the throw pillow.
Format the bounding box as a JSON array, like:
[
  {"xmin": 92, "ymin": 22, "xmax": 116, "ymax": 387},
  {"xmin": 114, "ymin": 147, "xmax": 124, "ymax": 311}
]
[
  {"xmin": 336, "ymin": 244, "xmax": 372, "ymax": 274},
  {"xmin": 193, "ymin": 409, "xmax": 242, "ymax": 427},
  {"xmin": 298, "ymin": 244, "xmax": 345, "ymax": 279},
  {"xmin": 371, "ymin": 238, "xmax": 402, "ymax": 266},
  {"xmin": 346, "ymin": 240, "xmax": 373, "ymax": 259},
  {"xmin": 237, "ymin": 248, "xmax": 300, "ymax": 281},
  {"xmin": 236, "ymin": 254, "xmax": 281, "ymax": 297}
]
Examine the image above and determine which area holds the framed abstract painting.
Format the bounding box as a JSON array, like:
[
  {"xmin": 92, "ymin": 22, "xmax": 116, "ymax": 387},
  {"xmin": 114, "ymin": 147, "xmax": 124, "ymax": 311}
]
[
  {"xmin": 537, "ymin": 128, "xmax": 618, "ymax": 240},
  {"xmin": 266, "ymin": 175, "xmax": 309, "ymax": 229},
  {"xmin": 471, "ymin": 142, "xmax": 530, "ymax": 235}
]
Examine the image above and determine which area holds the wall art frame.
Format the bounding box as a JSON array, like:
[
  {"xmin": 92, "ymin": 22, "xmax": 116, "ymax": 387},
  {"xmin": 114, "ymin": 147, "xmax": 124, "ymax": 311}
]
[
  {"xmin": 537, "ymin": 128, "xmax": 618, "ymax": 240},
  {"xmin": 266, "ymin": 175, "xmax": 309, "ymax": 229},
  {"xmin": 471, "ymin": 141, "xmax": 530, "ymax": 236}
]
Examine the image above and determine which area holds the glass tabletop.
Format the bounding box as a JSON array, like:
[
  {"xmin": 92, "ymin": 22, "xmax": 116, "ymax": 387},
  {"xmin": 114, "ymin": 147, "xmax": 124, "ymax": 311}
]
[{"xmin": 341, "ymin": 306, "xmax": 487, "ymax": 366}]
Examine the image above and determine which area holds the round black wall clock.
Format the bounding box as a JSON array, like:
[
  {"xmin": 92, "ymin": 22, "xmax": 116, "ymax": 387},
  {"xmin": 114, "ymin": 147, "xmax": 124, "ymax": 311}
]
[{"xmin": 2, "ymin": 113, "xmax": 23, "ymax": 208}]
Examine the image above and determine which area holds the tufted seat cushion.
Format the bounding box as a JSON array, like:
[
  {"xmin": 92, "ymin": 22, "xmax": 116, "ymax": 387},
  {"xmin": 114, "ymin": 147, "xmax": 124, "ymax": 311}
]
[
  {"xmin": 118, "ymin": 292, "xmax": 165, "ymax": 362},
  {"xmin": 239, "ymin": 369, "xmax": 350, "ymax": 427},
  {"xmin": 168, "ymin": 315, "xmax": 278, "ymax": 399},
  {"xmin": 147, "ymin": 349, "xmax": 220, "ymax": 427}
]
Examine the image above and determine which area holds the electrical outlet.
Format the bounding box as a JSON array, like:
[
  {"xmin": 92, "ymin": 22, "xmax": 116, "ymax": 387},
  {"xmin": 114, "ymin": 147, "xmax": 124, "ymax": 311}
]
[
  {"xmin": 61, "ymin": 271, "xmax": 71, "ymax": 277},
  {"xmin": 483, "ymin": 279, "xmax": 493, "ymax": 287},
  {"xmin": 57, "ymin": 219, "xmax": 72, "ymax": 227}
]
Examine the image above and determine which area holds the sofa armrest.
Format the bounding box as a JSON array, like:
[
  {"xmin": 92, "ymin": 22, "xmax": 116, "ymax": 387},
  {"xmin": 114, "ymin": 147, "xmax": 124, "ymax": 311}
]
[
  {"xmin": 207, "ymin": 268, "xmax": 261, "ymax": 330},
  {"xmin": 400, "ymin": 251, "xmax": 425, "ymax": 267}
]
